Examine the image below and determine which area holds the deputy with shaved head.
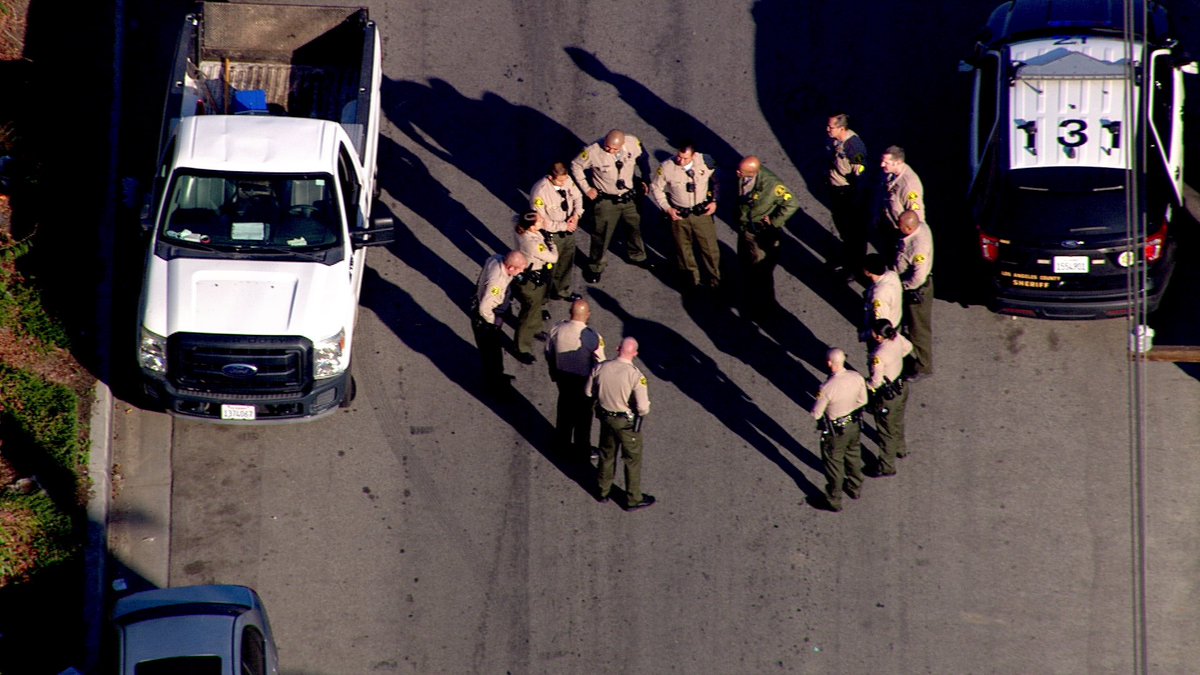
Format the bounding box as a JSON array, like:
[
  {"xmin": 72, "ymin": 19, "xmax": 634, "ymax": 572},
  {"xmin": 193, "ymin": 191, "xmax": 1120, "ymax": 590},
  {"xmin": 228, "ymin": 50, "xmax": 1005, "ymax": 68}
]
[
  {"xmin": 571, "ymin": 129, "xmax": 651, "ymax": 282},
  {"xmin": 736, "ymin": 155, "xmax": 800, "ymax": 318},
  {"xmin": 546, "ymin": 299, "xmax": 607, "ymax": 461},
  {"xmin": 810, "ymin": 347, "xmax": 868, "ymax": 511},
  {"xmin": 586, "ymin": 336, "xmax": 655, "ymax": 510},
  {"xmin": 893, "ymin": 209, "xmax": 934, "ymax": 379},
  {"xmin": 472, "ymin": 249, "xmax": 528, "ymax": 394}
]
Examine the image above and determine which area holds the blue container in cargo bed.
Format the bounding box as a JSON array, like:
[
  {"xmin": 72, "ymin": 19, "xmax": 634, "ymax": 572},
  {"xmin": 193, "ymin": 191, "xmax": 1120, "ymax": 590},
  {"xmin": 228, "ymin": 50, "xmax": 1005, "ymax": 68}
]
[{"xmin": 232, "ymin": 89, "xmax": 268, "ymax": 114}]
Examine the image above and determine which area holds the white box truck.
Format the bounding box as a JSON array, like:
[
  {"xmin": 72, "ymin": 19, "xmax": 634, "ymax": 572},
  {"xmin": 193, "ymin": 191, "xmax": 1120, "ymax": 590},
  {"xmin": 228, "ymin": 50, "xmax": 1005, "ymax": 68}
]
[{"xmin": 137, "ymin": 2, "xmax": 392, "ymax": 421}]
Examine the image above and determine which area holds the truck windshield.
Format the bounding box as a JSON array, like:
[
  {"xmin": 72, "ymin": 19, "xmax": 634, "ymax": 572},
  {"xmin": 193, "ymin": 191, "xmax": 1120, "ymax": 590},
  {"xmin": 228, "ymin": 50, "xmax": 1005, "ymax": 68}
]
[{"xmin": 159, "ymin": 171, "xmax": 341, "ymax": 251}]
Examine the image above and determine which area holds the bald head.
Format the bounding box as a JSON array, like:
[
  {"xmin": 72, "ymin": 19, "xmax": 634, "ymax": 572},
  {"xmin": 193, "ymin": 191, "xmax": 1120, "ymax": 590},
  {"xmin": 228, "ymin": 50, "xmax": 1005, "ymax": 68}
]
[
  {"xmin": 569, "ymin": 298, "xmax": 591, "ymax": 321},
  {"xmin": 618, "ymin": 336, "xmax": 639, "ymax": 360},
  {"xmin": 502, "ymin": 250, "xmax": 528, "ymax": 276},
  {"xmin": 737, "ymin": 155, "xmax": 761, "ymax": 177},
  {"xmin": 898, "ymin": 210, "xmax": 921, "ymax": 235},
  {"xmin": 603, "ymin": 129, "xmax": 626, "ymax": 152},
  {"xmin": 826, "ymin": 348, "xmax": 846, "ymax": 372}
]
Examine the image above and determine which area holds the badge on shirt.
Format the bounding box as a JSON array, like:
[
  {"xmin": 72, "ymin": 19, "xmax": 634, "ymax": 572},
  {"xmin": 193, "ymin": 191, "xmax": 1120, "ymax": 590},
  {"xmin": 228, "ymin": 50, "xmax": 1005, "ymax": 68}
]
[
  {"xmin": 537, "ymin": 244, "xmax": 546, "ymax": 252},
  {"xmin": 580, "ymin": 149, "xmax": 589, "ymax": 160}
]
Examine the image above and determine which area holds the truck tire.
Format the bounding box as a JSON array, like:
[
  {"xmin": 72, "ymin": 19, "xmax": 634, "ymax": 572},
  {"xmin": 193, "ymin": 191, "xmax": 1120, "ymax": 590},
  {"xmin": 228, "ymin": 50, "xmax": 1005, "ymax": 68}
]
[{"xmin": 340, "ymin": 372, "xmax": 357, "ymax": 408}]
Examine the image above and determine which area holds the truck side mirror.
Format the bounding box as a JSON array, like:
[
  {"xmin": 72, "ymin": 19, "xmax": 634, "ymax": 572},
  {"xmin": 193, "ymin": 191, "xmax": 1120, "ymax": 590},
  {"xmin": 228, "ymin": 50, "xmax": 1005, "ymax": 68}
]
[
  {"xmin": 1181, "ymin": 61, "xmax": 1199, "ymax": 75},
  {"xmin": 351, "ymin": 209, "xmax": 395, "ymax": 248}
]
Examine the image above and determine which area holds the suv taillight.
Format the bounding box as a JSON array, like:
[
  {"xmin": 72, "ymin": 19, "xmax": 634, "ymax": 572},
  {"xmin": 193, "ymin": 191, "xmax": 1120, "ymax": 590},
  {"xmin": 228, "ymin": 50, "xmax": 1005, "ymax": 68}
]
[
  {"xmin": 979, "ymin": 230, "xmax": 1000, "ymax": 262},
  {"xmin": 1145, "ymin": 225, "xmax": 1166, "ymax": 263}
]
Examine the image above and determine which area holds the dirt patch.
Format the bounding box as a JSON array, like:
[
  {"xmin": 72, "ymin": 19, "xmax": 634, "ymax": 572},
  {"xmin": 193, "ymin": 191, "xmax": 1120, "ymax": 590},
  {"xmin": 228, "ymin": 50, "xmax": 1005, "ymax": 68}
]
[{"xmin": 0, "ymin": 0, "xmax": 30, "ymax": 62}]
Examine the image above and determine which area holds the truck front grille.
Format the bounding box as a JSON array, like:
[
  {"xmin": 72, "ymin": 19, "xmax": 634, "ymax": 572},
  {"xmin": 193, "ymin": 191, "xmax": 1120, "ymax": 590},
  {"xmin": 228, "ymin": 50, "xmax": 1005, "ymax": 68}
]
[{"xmin": 169, "ymin": 333, "xmax": 311, "ymax": 394}]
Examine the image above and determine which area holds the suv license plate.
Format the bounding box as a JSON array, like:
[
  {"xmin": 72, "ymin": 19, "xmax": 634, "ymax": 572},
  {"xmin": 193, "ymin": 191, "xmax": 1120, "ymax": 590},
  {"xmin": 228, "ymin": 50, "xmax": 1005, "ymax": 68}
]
[
  {"xmin": 221, "ymin": 404, "xmax": 256, "ymax": 421},
  {"xmin": 1053, "ymin": 256, "xmax": 1089, "ymax": 273}
]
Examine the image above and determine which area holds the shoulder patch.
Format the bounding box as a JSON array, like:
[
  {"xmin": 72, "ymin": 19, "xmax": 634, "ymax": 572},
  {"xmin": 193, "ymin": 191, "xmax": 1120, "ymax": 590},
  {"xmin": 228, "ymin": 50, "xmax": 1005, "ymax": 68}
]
[
  {"xmin": 537, "ymin": 243, "xmax": 546, "ymax": 252},
  {"xmin": 872, "ymin": 356, "xmax": 881, "ymax": 366},
  {"xmin": 489, "ymin": 286, "xmax": 502, "ymax": 297},
  {"xmin": 599, "ymin": 337, "xmax": 605, "ymax": 348},
  {"xmin": 906, "ymin": 191, "xmax": 919, "ymax": 201},
  {"xmin": 656, "ymin": 166, "xmax": 663, "ymax": 176},
  {"xmin": 580, "ymin": 149, "xmax": 589, "ymax": 160},
  {"xmin": 914, "ymin": 254, "xmax": 927, "ymax": 265},
  {"xmin": 783, "ymin": 192, "xmax": 792, "ymax": 201},
  {"xmin": 639, "ymin": 376, "xmax": 647, "ymax": 387},
  {"xmin": 872, "ymin": 299, "xmax": 882, "ymax": 309},
  {"xmin": 774, "ymin": 185, "xmax": 786, "ymax": 197},
  {"xmin": 534, "ymin": 197, "xmax": 544, "ymax": 208}
]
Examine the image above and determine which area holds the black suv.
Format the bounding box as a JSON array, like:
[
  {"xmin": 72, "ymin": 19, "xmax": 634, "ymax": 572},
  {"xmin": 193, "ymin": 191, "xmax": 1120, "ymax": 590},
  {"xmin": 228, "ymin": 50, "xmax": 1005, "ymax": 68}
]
[{"xmin": 961, "ymin": 0, "xmax": 1196, "ymax": 319}]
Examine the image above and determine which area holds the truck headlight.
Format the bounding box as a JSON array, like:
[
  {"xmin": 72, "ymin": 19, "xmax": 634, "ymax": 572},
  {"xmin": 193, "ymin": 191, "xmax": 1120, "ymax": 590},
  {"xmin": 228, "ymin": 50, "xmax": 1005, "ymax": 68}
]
[
  {"xmin": 314, "ymin": 328, "xmax": 348, "ymax": 379},
  {"xmin": 139, "ymin": 328, "xmax": 167, "ymax": 375}
]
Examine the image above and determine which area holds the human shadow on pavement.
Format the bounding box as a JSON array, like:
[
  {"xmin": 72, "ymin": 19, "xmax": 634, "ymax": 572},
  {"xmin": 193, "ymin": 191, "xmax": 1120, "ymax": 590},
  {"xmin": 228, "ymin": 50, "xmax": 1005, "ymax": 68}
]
[
  {"xmin": 678, "ymin": 284, "xmax": 826, "ymax": 408},
  {"xmin": 378, "ymin": 134, "xmax": 507, "ymax": 274},
  {"xmin": 360, "ymin": 267, "xmax": 597, "ymax": 497},
  {"xmin": 383, "ymin": 77, "xmax": 584, "ymax": 214},
  {"xmin": 751, "ymin": 0, "xmax": 984, "ymax": 308},
  {"xmin": 589, "ymin": 289, "xmax": 823, "ymax": 501}
]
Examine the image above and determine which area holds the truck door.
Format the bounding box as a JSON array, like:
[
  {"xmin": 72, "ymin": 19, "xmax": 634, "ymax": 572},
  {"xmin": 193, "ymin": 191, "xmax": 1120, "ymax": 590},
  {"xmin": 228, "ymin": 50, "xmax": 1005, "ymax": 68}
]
[
  {"xmin": 967, "ymin": 50, "xmax": 1001, "ymax": 191},
  {"xmin": 337, "ymin": 144, "xmax": 368, "ymax": 298}
]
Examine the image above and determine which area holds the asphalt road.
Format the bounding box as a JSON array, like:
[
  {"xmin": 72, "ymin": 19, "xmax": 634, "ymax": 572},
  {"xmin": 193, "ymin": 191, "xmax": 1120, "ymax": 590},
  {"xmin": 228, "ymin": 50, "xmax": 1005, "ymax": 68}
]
[{"xmin": 109, "ymin": 1, "xmax": 1200, "ymax": 673}]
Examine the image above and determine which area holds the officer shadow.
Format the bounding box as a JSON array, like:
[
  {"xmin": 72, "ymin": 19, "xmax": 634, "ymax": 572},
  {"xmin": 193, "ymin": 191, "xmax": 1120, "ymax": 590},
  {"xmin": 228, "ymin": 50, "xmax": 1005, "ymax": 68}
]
[
  {"xmin": 360, "ymin": 267, "xmax": 600, "ymax": 496},
  {"xmin": 377, "ymin": 135, "xmax": 507, "ymax": 274},
  {"xmin": 678, "ymin": 283, "xmax": 825, "ymax": 409},
  {"xmin": 383, "ymin": 76, "xmax": 584, "ymax": 214},
  {"xmin": 589, "ymin": 289, "xmax": 824, "ymax": 501}
]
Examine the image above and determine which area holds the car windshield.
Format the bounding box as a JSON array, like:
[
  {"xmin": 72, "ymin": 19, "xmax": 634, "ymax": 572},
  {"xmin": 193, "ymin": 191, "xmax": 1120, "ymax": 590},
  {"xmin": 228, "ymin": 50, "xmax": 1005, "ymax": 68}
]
[
  {"xmin": 999, "ymin": 167, "xmax": 1129, "ymax": 238},
  {"xmin": 159, "ymin": 171, "xmax": 341, "ymax": 252}
]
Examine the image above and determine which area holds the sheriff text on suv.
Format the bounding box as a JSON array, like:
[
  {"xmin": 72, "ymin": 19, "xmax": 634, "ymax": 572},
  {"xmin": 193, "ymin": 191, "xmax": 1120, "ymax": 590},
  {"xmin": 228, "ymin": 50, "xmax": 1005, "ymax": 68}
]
[{"xmin": 962, "ymin": 0, "xmax": 1196, "ymax": 319}]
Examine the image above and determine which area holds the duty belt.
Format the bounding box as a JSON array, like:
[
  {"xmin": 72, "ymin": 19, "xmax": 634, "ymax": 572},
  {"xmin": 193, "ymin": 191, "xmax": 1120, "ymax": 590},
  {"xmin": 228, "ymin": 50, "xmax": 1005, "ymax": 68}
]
[
  {"xmin": 548, "ymin": 230, "xmax": 570, "ymax": 237},
  {"xmin": 669, "ymin": 200, "xmax": 713, "ymax": 217},
  {"xmin": 598, "ymin": 191, "xmax": 634, "ymax": 204},
  {"xmin": 598, "ymin": 408, "xmax": 633, "ymax": 419},
  {"xmin": 830, "ymin": 410, "xmax": 863, "ymax": 428}
]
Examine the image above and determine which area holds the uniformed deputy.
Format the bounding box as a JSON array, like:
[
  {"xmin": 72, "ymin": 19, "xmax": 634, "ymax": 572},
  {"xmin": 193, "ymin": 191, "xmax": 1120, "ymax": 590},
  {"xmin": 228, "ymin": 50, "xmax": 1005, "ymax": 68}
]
[
  {"xmin": 570, "ymin": 129, "xmax": 650, "ymax": 282},
  {"xmin": 893, "ymin": 210, "xmax": 934, "ymax": 379},
  {"xmin": 546, "ymin": 299, "xmax": 607, "ymax": 461},
  {"xmin": 587, "ymin": 337, "xmax": 655, "ymax": 510},
  {"xmin": 511, "ymin": 212, "xmax": 559, "ymax": 364},
  {"xmin": 878, "ymin": 145, "xmax": 925, "ymax": 228},
  {"xmin": 810, "ymin": 348, "xmax": 869, "ymax": 511},
  {"xmin": 736, "ymin": 155, "xmax": 800, "ymax": 317},
  {"xmin": 650, "ymin": 141, "xmax": 721, "ymax": 290},
  {"xmin": 826, "ymin": 114, "xmax": 869, "ymax": 278},
  {"xmin": 472, "ymin": 250, "xmax": 528, "ymax": 393},
  {"xmin": 860, "ymin": 253, "xmax": 903, "ymax": 342},
  {"xmin": 530, "ymin": 162, "xmax": 584, "ymax": 301},
  {"xmin": 866, "ymin": 319, "xmax": 913, "ymax": 476}
]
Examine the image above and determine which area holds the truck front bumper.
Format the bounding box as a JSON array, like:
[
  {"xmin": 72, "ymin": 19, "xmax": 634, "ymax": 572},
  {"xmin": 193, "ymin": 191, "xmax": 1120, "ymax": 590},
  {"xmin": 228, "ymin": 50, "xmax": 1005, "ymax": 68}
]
[{"xmin": 141, "ymin": 370, "xmax": 348, "ymax": 423}]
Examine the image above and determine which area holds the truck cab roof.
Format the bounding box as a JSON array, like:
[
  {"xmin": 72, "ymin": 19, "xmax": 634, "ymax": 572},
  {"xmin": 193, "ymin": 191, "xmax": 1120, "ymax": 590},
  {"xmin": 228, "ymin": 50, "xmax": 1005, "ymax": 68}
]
[{"xmin": 172, "ymin": 115, "xmax": 343, "ymax": 175}]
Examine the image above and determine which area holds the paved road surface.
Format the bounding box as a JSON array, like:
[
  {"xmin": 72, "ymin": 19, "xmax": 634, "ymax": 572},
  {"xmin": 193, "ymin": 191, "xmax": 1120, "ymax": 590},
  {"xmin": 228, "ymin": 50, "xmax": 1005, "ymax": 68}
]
[{"xmin": 110, "ymin": 1, "xmax": 1200, "ymax": 672}]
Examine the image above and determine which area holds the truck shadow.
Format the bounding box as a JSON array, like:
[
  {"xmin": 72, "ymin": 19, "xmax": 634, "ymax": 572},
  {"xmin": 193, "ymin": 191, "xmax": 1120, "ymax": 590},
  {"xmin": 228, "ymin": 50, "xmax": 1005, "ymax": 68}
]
[{"xmin": 588, "ymin": 289, "xmax": 823, "ymax": 501}]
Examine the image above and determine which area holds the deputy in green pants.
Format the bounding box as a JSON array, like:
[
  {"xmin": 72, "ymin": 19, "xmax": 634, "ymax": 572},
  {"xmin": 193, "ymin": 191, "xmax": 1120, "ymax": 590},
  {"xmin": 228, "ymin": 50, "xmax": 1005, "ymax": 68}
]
[{"xmin": 587, "ymin": 337, "xmax": 655, "ymax": 510}]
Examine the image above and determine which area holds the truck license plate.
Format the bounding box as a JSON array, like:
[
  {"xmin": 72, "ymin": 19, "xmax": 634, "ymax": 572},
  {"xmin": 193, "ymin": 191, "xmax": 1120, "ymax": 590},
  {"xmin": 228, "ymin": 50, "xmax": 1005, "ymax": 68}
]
[
  {"xmin": 221, "ymin": 404, "xmax": 256, "ymax": 421},
  {"xmin": 1053, "ymin": 256, "xmax": 1089, "ymax": 273}
]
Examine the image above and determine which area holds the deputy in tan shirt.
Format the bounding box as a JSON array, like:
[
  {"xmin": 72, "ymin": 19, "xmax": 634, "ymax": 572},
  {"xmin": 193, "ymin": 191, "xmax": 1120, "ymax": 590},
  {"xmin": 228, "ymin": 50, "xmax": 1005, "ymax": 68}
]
[
  {"xmin": 570, "ymin": 129, "xmax": 649, "ymax": 281},
  {"xmin": 810, "ymin": 348, "xmax": 868, "ymax": 510},
  {"xmin": 893, "ymin": 210, "xmax": 934, "ymax": 379},
  {"xmin": 867, "ymin": 320, "xmax": 913, "ymax": 475},
  {"xmin": 650, "ymin": 142, "xmax": 721, "ymax": 289},
  {"xmin": 530, "ymin": 162, "xmax": 583, "ymax": 300},
  {"xmin": 587, "ymin": 337, "xmax": 654, "ymax": 510},
  {"xmin": 472, "ymin": 250, "xmax": 527, "ymax": 393},
  {"xmin": 861, "ymin": 253, "xmax": 903, "ymax": 340},
  {"xmin": 546, "ymin": 299, "xmax": 607, "ymax": 461},
  {"xmin": 878, "ymin": 145, "xmax": 926, "ymax": 230}
]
